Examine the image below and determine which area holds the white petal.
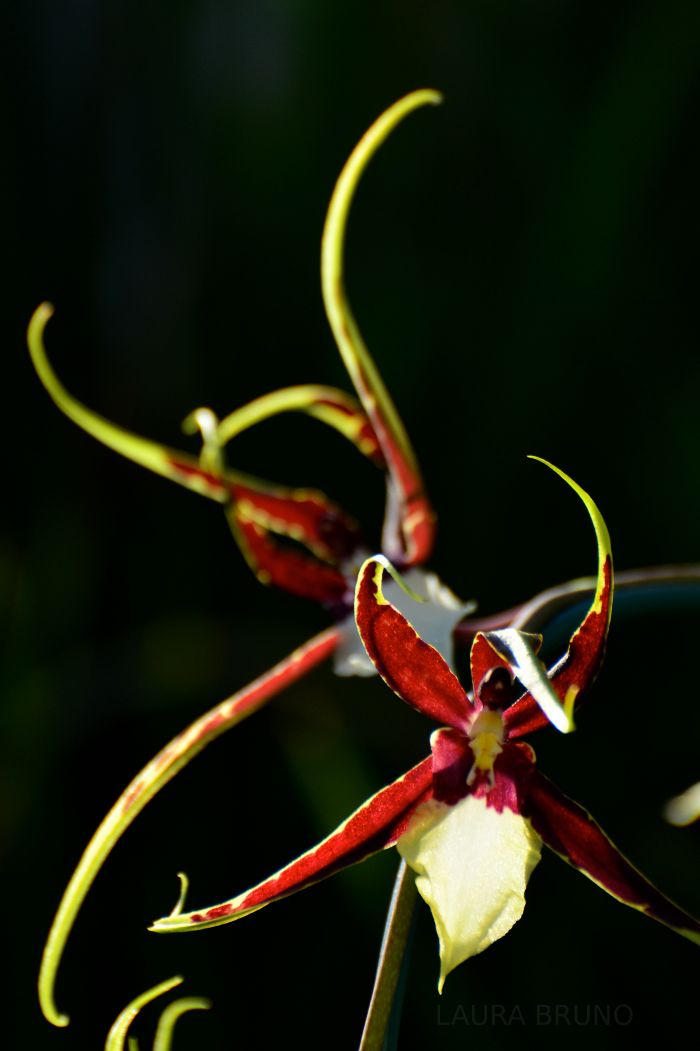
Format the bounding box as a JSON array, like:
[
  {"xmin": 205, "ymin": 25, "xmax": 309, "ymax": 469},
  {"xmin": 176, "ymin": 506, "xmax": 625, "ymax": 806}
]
[
  {"xmin": 333, "ymin": 567, "xmax": 475, "ymax": 677},
  {"xmin": 397, "ymin": 795, "xmax": 542, "ymax": 991}
]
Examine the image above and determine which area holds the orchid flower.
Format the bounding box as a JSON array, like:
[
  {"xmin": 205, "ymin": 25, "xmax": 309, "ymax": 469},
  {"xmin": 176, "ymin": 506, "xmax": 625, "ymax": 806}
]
[
  {"xmin": 150, "ymin": 460, "xmax": 700, "ymax": 991},
  {"xmin": 33, "ymin": 90, "xmax": 468, "ymax": 1030},
  {"xmin": 32, "ymin": 88, "xmax": 700, "ymax": 1031},
  {"xmin": 27, "ymin": 90, "xmax": 456, "ymax": 657}
]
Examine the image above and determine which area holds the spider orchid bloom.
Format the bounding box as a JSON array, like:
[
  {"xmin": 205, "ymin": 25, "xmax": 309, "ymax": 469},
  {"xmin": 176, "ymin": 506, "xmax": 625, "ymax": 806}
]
[
  {"xmin": 151, "ymin": 460, "xmax": 700, "ymax": 989},
  {"xmin": 27, "ymin": 90, "xmax": 455, "ymax": 642},
  {"xmin": 33, "ymin": 87, "xmax": 700, "ymax": 1028},
  {"xmin": 28, "ymin": 303, "xmax": 380, "ymax": 609},
  {"xmin": 35, "ymin": 90, "xmax": 475, "ymax": 1030}
]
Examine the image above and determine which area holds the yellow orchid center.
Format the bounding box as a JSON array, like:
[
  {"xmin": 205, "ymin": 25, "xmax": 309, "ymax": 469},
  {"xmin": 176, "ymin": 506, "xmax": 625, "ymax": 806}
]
[{"xmin": 466, "ymin": 710, "xmax": 505, "ymax": 786}]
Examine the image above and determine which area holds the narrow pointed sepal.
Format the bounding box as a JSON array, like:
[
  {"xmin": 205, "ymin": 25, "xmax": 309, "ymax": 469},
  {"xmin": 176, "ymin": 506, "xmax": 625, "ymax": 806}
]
[
  {"xmin": 150, "ymin": 757, "xmax": 434, "ymax": 932},
  {"xmin": 38, "ymin": 627, "xmax": 340, "ymax": 1029},
  {"xmin": 354, "ymin": 557, "xmax": 472, "ymax": 729},
  {"xmin": 397, "ymin": 792, "xmax": 542, "ymax": 992},
  {"xmin": 28, "ymin": 307, "xmax": 364, "ymax": 595},
  {"xmin": 337, "ymin": 561, "xmax": 474, "ymax": 677},
  {"xmin": 321, "ymin": 92, "xmax": 441, "ymax": 566},
  {"xmin": 526, "ymin": 770, "xmax": 700, "ymax": 944},
  {"xmin": 27, "ymin": 304, "xmax": 232, "ymax": 502},
  {"xmin": 505, "ymin": 459, "xmax": 613, "ymax": 739},
  {"xmin": 216, "ymin": 384, "xmax": 385, "ymax": 468}
]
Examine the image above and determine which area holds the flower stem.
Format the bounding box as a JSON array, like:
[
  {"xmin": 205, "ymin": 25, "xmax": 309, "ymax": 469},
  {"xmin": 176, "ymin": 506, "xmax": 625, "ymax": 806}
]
[{"xmin": 359, "ymin": 859, "xmax": 417, "ymax": 1051}]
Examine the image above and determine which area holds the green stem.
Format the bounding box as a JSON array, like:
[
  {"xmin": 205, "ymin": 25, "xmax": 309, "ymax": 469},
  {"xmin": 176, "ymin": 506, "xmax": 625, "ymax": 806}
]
[{"xmin": 359, "ymin": 860, "xmax": 417, "ymax": 1051}]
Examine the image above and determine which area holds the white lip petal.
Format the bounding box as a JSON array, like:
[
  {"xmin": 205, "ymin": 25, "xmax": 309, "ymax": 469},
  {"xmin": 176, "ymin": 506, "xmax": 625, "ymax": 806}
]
[
  {"xmin": 334, "ymin": 566, "xmax": 475, "ymax": 677},
  {"xmin": 397, "ymin": 795, "xmax": 542, "ymax": 991}
]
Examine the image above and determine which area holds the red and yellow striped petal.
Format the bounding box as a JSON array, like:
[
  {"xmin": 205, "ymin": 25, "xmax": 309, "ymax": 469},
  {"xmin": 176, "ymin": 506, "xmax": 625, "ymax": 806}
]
[
  {"xmin": 150, "ymin": 757, "xmax": 434, "ymax": 932},
  {"xmin": 38, "ymin": 627, "xmax": 340, "ymax": 1029},
  {"xmin": 229, "ymin": 510, "xmax": 351, "ymax": 604},
  {"xmin": 526, "ymin": 770, "xmax": 700, "ymax": 944},
  {"xmin": 321, "ymin": 91, "xmax": 441, "ymax": 567},
  {"xmin": 216, "ymin": 384, "xmax": 384, "ymax": 467},
  {"xmin": 230, "ymin": 479, "xmax": 361, "ymax": 563},
  {"xmin": 355, "ymin": 557, "xmax": 471, "ymax": 730},
  {"xmin": 505, "ymin": 459, "xmax": 613, "ymax": 739},
  {"xmin": 28, "ymin": 305, "xmax": 364, "ymax": 592}
]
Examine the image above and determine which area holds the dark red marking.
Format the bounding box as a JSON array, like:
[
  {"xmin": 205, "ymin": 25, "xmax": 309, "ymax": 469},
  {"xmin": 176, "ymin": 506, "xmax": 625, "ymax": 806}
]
[
  {"xmin": 355, "ymin": 561, "xmax": 471, "ymax": 729},
  {"xmin": 234, "ymin": 515, "xmax": 350, "ymax": 605},
  {"xmin": 185, "ymin": 757, "xmax": 434, "ymax": 926},
  {"xmin": 232, "ymin": 483, "xmax": 361, "ymax": 561},
  {"xmin": 526, "ymin": 769, "xmax": 700, "ymax": 937},
  {"xmin": 431, "ymin": 729, "xmax": 473, "ymax": 806},
  {"xmin": 168, "ymin": 458, "xmax": 228, "ymax": 494}
]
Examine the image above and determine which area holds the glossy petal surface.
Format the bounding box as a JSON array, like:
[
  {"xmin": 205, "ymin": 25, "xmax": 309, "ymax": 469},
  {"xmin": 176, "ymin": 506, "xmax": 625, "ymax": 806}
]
[
  {"xmin": 527, "ymin": 770, "xmax": 700, "ymax": 944},
  {"xmin": 336, "ymin": 565, "xmax": 473, "ymax": 676},
  {"xmin": 355, "ymin": 557, "xmax": 471, "ymax": 729},
  {"xmin": 397, "ymin": 794, "xmax": 542, "ymax": 991},
  {"xmin": 151, "ymin": 757, "xmax": 433, "ymax": 932}
]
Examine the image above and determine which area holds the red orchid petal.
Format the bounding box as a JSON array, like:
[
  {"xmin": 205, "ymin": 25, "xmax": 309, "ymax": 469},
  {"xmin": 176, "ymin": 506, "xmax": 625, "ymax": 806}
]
[
  {"xmin": 302, "ymin": 389, "xmax": 384, "ymax": 467},
  {"xmin": 355, "ymin": 558, "xmax": 471, "ymax": 730},
  {"xmin": 431, "ymin": 728, "xmax": 538, "ymax": 814},
  {"xmin": 321, "ymin": 93, "xmax": 441, "ymax": 568},
  {"xmin": 505, "ymin": 461, "xmax": 613, "ymax": 739},
  {"xmin": 29, "ymin": 307, "xmax": 364, "ymax": 573},
  {"xmin": 230, "ymin": 511, "xmax": 350, "ymax": 605},
  {"xmin": 526, "ymin": 770, "xmax": 700, "ymax": 944},
  {"xmin": 151, "ymin": 757, "xmax": 434, "ymax": 932},
  {"xmin": 471, "ymin": 742, "xmax": 538, "ymax": 815},
  {"xmin": 39, "ymin": 627, "xmax": 341, "ymax": 1028},
  {"xmin": 430, "ymin": 729, "xmax": 473, "ymax": 805},
  {"xmin": 230, "ymin": 480, "xmax": 361, "ymax": 562}
]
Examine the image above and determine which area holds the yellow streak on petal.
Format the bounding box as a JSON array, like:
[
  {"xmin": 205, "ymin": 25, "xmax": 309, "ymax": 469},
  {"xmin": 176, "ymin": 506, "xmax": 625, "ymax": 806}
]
[
  {"xmin": 321, "ymin": 91, "xmax": 442, "ymax": 478},
  {"xmin": 528, "ymin": 456, "xmax": 613, "ymax": 624},
  {"xmin": 363, "ymin": 554, "xmax": 427, "ymax": 607},
  {"xmin": 27, "ymin": 304, "xmax": 202, "ymax": 488},
  {"xmin": 398, "ymin": 796, "xmax": 542, "ymax": 992}
]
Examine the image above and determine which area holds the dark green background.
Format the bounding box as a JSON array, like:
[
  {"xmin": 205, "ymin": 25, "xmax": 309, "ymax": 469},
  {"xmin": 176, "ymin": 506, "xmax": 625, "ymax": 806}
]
[{"xmin": 5, "ymin": 2, "xmax": 700, "ymax": 1048}]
